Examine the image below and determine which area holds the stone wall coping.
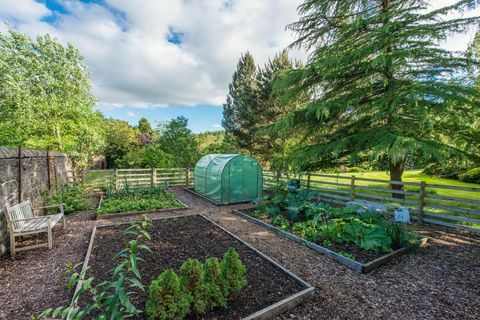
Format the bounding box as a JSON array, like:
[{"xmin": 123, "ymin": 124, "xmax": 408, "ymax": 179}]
[{"xmin": 0, "ymin": 147, "xmax": 66, "ymax": 159}]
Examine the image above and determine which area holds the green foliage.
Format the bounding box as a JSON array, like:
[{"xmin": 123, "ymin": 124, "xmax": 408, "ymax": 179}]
[
  {"xmin": 220, "ymin": 248, "xmax": 247, "ymax": 297},
  {"xmin": 291, "ymin": 221, "xmax": 318, "ymax": 242},
  {"xmin": 38, "ymin": 216, "xmax": 153, "ymax": 319},
  {"xmin": 157, "ymin": 116, "xmax": 199, "ymax": 168},
  {"xmin": 384, "ymin": 222, "xmax": 420, "ymax": 251},
  {"xmin": 146, "ymin": 249, "xmax": 245, "ymax": 320},
  {"xmin": 272, "ymin": 0, "xmax": 480, "ymax": 182},
  {"xmin": 0, "ymin": 29, "xmax": 102, "ymax": 168},
  {"xmin": 47, "ymin": 184, "xmax": 90, "ymax": 215},
  {"xmin": 98, "ymin": 180, "xmax": 184, "ymax": 215},
  {"xmin": 348, "ymin": 167, "xmax": 363, "ymax": 173},
  {"xmin": 117, "ymin": 145, "xmax": 173, "ymax": 169},
  {"xmin": 203, "ymin": 258, "xmax": 227, "ymax": 310},
  {"xmin": 272, "ymin": 215, "xmax": 290, "ymax": 231},
  {"xmin": 179, "ymin": 259, "xmax": 209, "ymax": 314},
  {"xmin": 422, "ymin": 162, "xmax": 471, "ymax": 180},
  {"xmin": 222, "ymin": 50, "xmax": 303, "ymax": 164},
  {"xmin": 196, "ymin": 131, "xmax": 240, "ymax": 155},
  {"xmin": 459, "ymin": 168, "xmax": 480, "ymax": 184},
  {"xmin": 103, "ymin": 119, "xmax": 140, "ymax": 168},
  {"xmin": 146, "ymin": 269, "xmax": 190, "ymax": 320},
  {"xmin": 138, "ymin": 117, "xmax": 154, "ymax": 135}
]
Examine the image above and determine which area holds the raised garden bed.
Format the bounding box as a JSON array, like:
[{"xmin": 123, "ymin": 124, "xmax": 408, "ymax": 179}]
[
  {"xmin": 95, "ymin": 190, "xmax": 188, "ymax": 219},
  {"xmin": 77, "ymin": 214, "xmax": 313, "ymax": 319},
  {"xmin": 233, "ymin": 208, "xmax": 427, "ymax": 273}
]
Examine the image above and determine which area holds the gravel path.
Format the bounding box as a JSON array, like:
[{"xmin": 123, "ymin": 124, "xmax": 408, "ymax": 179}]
[{"xmin": 0, "ymin": 188, "xmax": 479, "ymax": 319}]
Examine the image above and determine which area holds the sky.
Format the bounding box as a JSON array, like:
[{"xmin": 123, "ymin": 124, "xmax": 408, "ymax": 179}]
[{"xmin": 0, "ymin": 0, "xmax": 478, "ymax": 133}]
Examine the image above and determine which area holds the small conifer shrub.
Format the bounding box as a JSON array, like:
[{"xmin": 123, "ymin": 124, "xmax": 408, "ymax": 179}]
[
  {"xmin": 220, "ymin": 248, "xmax": 247, "ymax": 297},
  {"xmin": 146, "ymin": 269, "xmax": 191, "ymax": 320},
  {"xmin": 179, "ymin": 259, "xmax": 209, "ymax": 314},
  {"xmin": 204, "ymin": 257, "xmax": 227, "ymax": 309}
]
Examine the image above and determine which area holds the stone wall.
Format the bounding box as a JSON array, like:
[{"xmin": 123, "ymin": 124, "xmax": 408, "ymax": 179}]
[{"xmin": 0, "ymin": 147, "xmax": 73, "ymax": 255}]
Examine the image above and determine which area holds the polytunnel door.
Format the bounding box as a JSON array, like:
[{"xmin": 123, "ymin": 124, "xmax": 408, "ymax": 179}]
[{"xmin": 228, "ymin": 157, "xmax": 257, "ymax": 203}]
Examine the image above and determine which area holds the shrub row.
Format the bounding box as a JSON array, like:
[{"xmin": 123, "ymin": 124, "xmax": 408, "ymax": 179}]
[{"xmin": 146, "ymin": 248, "xmax": 247, "ymax": 320}]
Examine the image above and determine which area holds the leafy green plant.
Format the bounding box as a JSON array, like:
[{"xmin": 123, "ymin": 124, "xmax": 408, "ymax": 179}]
[
  {"xmin": 220, "ymin": 248, "xmax": 247, "ymax": 298},
  {"xmin": 272, "ymin": 215, "xmax": 290, "ymax": 231},
  {"xmin": 179, "ymin": 259, "xmax": 209, "ymax": 314},
  {"xmin": 291, "ymin": 221, "xmax": 318, "ymax": 242},
  {"xmin": 385, "ymin": 221, "xmax": 420, "ymax": 251},
  {"xmin": 47, "ymin": 184, "xmax": 90, "ymax": 215},
  {"xmin": 339, "ymin": 251, "xmax": 355, "ymax": 260},
  {"xmin": 146, "ymin": 269, "xmax": 191, "ymax": 320},
  {"xmin": 37, "ymin": 216, "xmax": 153, "ymax": 319}
]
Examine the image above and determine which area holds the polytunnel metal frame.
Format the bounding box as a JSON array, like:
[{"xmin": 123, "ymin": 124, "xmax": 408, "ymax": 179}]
[{"xmin": 192, "ymin": 154, "xmax": 263, "ymax": 205}]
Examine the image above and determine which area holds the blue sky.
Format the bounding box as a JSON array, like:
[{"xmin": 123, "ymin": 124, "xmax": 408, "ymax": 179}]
[
  {"xmin": 0, "ymin": 0, "xmax": 477, "ymax": 133},
  {"xmin": 101, "ymin": 104, "xmax": 223, "ymax": 133}
]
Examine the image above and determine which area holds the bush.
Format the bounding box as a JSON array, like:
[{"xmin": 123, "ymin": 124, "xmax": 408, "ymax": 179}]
[
  {"xmin": 272, "ymin": 215, "xmax": 290, "ymax": 230},
  {"xmin": 146, "ymin": 269, "xmax": 191, "ymax": 320},
  {"xmin": 459, "ymin": 168, "xmax": 480, "ymax": 184},
  {"xmin": 220, "ymin": 248, "xmax": 247, "ymax": 297},
  {"xmin": 47, "ymin": 184, "xmax": 90, "ymax": 215},
  {"xmin": 348, "ymin": 166, "xmax": 363, "ymax": 173},
  {"xmin": 179, "ymin": 259, "xmax": 209, "ymax": 314},
  {"xmin": 203, "ymin": 257, "xmax": 227, "ymax": 310},
  {"xmin": 422, "ymin": 163, "xmax": 470, "ymax": 179}
]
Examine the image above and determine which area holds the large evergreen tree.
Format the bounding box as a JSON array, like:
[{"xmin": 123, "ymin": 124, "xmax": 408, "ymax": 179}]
[
  {"xmin": 222, "ymin": 51, "xmax": 258, "ymax": 151},
  {"xmin": 158, "ymin": 116, "xmax": 199, "ymax": 167},
  {"xmin": 274, "ymin": 0, "xmax": 480, "ymax": 194},
  {"xmin": 254, "ymin": 51, "xmax": 303, "ymax": 166}
]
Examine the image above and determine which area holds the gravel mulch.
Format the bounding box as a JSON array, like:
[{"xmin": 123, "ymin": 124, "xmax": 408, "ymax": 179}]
[{"xmin": 0, "ymin": 187, "xmax": 479, "ymax": 320}]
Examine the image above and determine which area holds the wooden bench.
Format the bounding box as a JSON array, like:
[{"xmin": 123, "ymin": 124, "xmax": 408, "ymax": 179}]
[{"xmin": 6, "ymin": 200, "xmax": 66, "ymax": 258}]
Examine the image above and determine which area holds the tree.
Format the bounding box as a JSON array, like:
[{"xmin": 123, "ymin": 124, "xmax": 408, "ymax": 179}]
[
  {"xmin": 273, "ymin": 0, "xmax": 480, "ymax": 196},
  {"xmin": 254, "ymin": 51, "xmax": 303, "ymax": 166},
  {"xmin": 103, "ymin": 119, "xmax": 139, "ymax": 168},
  {"xmin": 138, "ymin": 117, "xmax": 153, "ymax": 134},
  {"xmin": 222, "ymin": 52, "xmax": 258, "ymax": 151},
  {"xmin": 137, "ymin": 117, "xmax": 154, "ymax": 146},
  {"xmin": 0, "ymin": 29, "xmax": 102, "ymax": 168},
  {"xmin": 158, "ymin": 116, "xmax": 199, "ymax": 167}
]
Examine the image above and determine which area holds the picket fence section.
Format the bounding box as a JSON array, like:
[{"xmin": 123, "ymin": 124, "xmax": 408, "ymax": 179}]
[{"xmin": 77, "ymin": 168, "xmax": 480, "ymax": 232}]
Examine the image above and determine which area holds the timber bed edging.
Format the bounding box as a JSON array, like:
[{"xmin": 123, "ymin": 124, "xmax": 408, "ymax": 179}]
[
  {"xmin": 232, "ymin": 209, "xmax": 427, "ymax": 273},
  {"xmin": 70, "ymin": 213, "xmax": 314, "ymax": 320}
]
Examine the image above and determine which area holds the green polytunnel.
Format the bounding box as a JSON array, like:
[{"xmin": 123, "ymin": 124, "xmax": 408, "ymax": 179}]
[{"xmin": 194, "ymin": 154, "xmax": 262, "ymax": 205}]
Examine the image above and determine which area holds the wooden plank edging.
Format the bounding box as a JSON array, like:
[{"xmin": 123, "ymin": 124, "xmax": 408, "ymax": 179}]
[{"xmin": 73, "ymin": 214, "xmax": 313, "ymax": 320}]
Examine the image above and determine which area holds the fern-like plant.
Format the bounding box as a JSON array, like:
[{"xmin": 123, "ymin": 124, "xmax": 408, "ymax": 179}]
[{"xmin": 220, "ymin": 248, "xmax": 247, "ymax": 298}]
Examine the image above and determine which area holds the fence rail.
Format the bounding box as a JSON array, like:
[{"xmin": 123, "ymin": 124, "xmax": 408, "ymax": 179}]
[
  {"xmin": 263, "ymin": 170, "xmax": 480, "ymax": 232},
  {"xmin": 76, "ymin": 167, "xmax": 480, "ymax": 232}
]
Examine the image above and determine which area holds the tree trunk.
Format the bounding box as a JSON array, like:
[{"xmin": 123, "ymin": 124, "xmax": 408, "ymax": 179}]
[{"xmin": 389, "ymin": 160, "xmax": 405, "ymax": 199}]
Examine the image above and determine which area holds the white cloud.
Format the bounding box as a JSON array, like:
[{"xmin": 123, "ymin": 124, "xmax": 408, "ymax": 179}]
[
  {"xmin": 127, "ymin": 111, "xmax": 137, "ymax": 118},
  {"xmin": 0, "ymin": 0, "xmax": 478, "ymax": 110},
  {"xmin": 212, "ymin": 123, "xmax": 222, "ymax": 129}
]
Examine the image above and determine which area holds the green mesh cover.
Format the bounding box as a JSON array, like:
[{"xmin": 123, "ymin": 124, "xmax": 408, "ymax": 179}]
[{"xmin": 194, "ymin": 154, "xmax": 262, "ymax": 204}]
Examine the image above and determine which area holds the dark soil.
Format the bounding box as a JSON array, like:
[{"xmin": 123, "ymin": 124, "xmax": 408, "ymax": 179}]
[
  {"xmin": 85, "ymin": 215, "xmax": 305, "ymax": 319},
  {"xmin": 239, "ymin": 208, "xmax": 388, "ymax": 263}
]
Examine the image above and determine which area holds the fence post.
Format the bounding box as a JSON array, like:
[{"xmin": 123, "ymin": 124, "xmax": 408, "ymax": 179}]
[
  {"xmin": 418, "ymin": 181, "xmax": 426, "ymax": 225},
  {"xmin": 18, "ymin": 145, "xmax": 23, "ymax": 203},
  {"xmin": 151, "ymin": 168, "xmax": 157, "ymax": 187},
  {"xmin": 186, "ymin": 168, "xmax": 190, "ymax": 186},
  {"xmin": 350, "ymin": 175, "xmax": 356, "ymax": 201},
  {"xmin": 46, "ymin": 150, "xmax": 51, "ymax": 191},
  {"xmin": 307, "ymin": 172, "xmax": 311, "ymax": 189},
  {"xmin": 114, "ymin": 168, "xmax": 118, "ymax": 191}
]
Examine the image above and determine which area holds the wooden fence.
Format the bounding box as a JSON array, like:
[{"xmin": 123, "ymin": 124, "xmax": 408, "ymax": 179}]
[
  {"xmin": 76, "ymin": 167, "xmax": 480, "ymax": 232},
  {"xmin": 263, "ymin": 170, "xmax": 480, "ymax": 232},
  {"xmin": 77, "ymin": 168, "xmax": 193, "ymax": 189}
]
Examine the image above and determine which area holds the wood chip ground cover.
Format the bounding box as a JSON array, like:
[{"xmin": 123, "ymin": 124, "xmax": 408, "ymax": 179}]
[
  {"xmin": 84, "ymin": 215, "xmax": 305, "ymax": 319},
  {"xmin": 0, "ymin": 188, "xmax": 479, "ymax": 319}
]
